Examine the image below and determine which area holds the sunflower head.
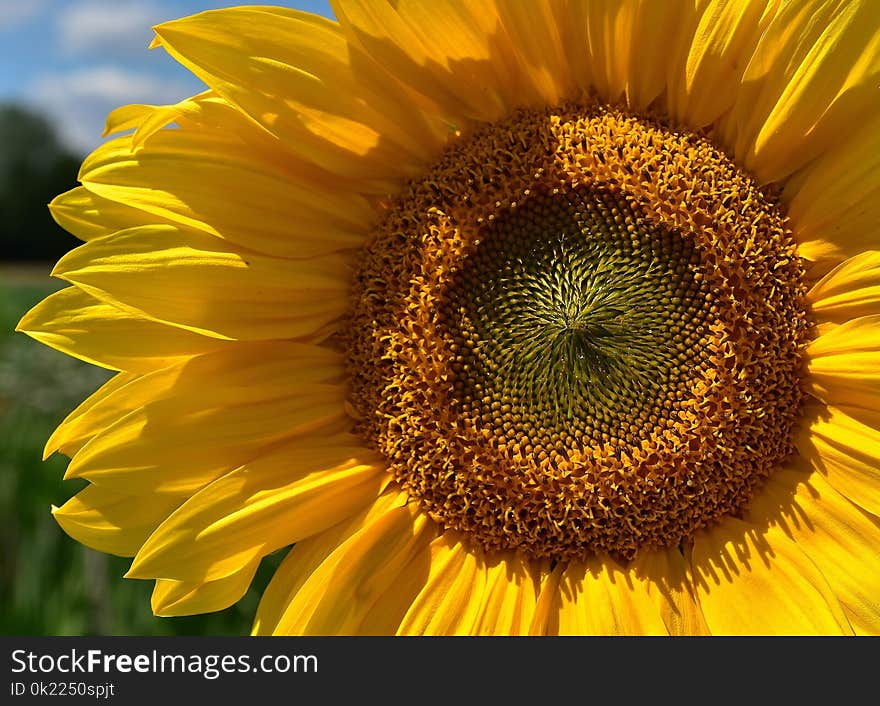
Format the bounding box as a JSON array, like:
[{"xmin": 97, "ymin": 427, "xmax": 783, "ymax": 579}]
[
  {"xmin": 18, "ymin": 0, "xmax": 880, "ymax": 636},
  {"xmin": 347, "ymin": 103, "xmax": 811, "ymax": 562}
]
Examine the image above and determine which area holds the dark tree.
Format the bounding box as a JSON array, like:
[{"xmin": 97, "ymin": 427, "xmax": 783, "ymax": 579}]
[{"xmin": 0, "ymin": 104, "xmax": 82, "ymax": 261}]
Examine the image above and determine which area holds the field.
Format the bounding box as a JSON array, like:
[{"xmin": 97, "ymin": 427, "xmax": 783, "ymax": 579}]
[{"xmin": 0, "ymin": 268, "xmax": 278, "ymax": 635}]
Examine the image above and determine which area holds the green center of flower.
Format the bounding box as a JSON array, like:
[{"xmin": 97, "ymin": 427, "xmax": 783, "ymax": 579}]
[
  {"xmin": 446, "ymin": 188, "xmax": 712, "ymax": 450},
  {"xmin": 346, "ymin": 104, "xmax": 809, "ymax": 561}
]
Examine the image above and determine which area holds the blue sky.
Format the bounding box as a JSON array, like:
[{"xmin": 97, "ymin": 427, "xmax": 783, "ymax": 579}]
[{"xmin": 0, "ymin": 0, "xmax": 332, "ymax": 154}]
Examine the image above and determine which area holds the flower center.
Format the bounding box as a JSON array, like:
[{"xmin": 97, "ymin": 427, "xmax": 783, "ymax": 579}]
[
  {"xmin": 446, "ymin": 188, "xmax": 712, "ymax": 451},
  {"xmin": 345, "ymin": 104, "xmax": 809, "ymax": 561}
]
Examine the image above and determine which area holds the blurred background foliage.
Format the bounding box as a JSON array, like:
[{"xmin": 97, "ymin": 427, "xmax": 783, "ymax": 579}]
[
  {"xmin": 0, "ymin": 105, "xmax": 82, "ymax": 261},
  {"xmin": 0, "ymin": 102, "xmax": 277, "ymax": 635}
]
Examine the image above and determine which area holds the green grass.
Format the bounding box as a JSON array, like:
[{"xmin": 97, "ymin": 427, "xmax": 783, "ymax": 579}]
[{"xmin": 1, "ymin": 274, "xmax": 281, "ymax": 635}]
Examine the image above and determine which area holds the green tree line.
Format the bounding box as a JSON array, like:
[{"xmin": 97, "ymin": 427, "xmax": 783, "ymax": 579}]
[{"xmin": 0, "ymin": 104, "xmax": 82, "ymax": 261}]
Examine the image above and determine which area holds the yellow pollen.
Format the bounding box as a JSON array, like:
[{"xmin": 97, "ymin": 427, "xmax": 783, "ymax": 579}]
[{"xmin": 345, "ymin": 104, "xmax": 810, "ymax": 561}]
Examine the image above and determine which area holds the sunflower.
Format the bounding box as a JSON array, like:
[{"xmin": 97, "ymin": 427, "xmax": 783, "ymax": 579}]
[{"xmin": 18, "ymin": 0, "xmax": 880, "ymax": 636}]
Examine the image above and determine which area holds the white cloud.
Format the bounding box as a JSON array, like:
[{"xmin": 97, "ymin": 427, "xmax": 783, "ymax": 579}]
[
  {"xmin": 0, "ymin": 0, "xmax": 50, "ymax": 31},
  {"xmin": 58, "ymin": 0, "xmax": 168, "ymax": 56},
  {"xmin": 27, "ymin": 66, "xmax": 195, "ymax": 153}
]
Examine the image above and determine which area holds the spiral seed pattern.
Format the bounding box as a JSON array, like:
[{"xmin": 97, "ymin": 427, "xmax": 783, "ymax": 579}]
[
  {"xmin": 345, "ymin": 104, "xmax": 809, "ymax": 561},
  {"xmin": 447, "ymin": 188, "xmax": 714, "ymax": 454}
]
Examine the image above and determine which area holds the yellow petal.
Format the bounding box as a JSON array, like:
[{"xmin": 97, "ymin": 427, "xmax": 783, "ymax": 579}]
[
  {"xmin": 49, "ymin": 341, "xmax": 341, "ymax": 459},
  {"xmin": 806, "ymin": 315, "xmax": 880, "ymax": 409},
  {"xmin": 828, "ymin": 404, "xmax": 880, "ymax": 435},
  {"xmin": 552, "ymin": 0, "xmax": 594, "ymax": 101},
  {"xmin": 354, "ymin": 545, "xmax": 438, "ymax": 636},
  {"xmin": 127, "ymin": 435, "xmax": 386, "ymax": 583},
  {"xmin": 80, "ymin": 131, "xmax": 373, "ymax": 259},
  {"xmin": 103, "ymin": 92, "xmax": 237, "ymax": 155},
  {"xmin": 616, "ymin": 0, "xmax": 697, "ymax": 112},
  {"xmin": 397, "ymin": 533, "xmax": 488, "ymax": 636},
  {"xmin": 331, "ymin": 0, "xmax": 513, "ymax": 124},
  {"xmin": 17, "ymin": 286, "xmax": 225, "ymax": 373},
  {"xmin": 252, "ymin": 489, "xmax": 429, "ymax": 635},
  {"xmin": 151, "ymin": 560, "xmax": 259, "ymax": 617},
  {"xmin": 529, "ymin": 563, "xmax": 563, "ymax": 636},
  {"xmin": 746, "ymin": 464, "xmax": 880, "ymax": 635},
  {"xmin": 172, "ymin": 91, "xmax": 396, "ymax": 192},
  {"xmin": 152, "ymin": 7, "xmax": 446, "ymax": 180},
  {"xmin": 691, "ymin": 517, "xmax": 852, "ymax": 635},
  {"xmin": 807, "ymin": 251, "xmax": 880, "ymax": 324},
  {"xmin": 65, "ymin": 343, "xmax": 346, "ymax": 494},
  {"xmin": 549, "ymin": 564, "xmax": 593, "ymax": 635},
  {"xmin": 53, "ymin": 226, "xmax": 350, "ymax": 342},
  {"xmin": 49, "ymin": 186, "xmax": 173, "ymax": 242},
  {"xmin": 797, "ymin": 403, "xmax": 880, "ymax": 517},
  {"xmin": 103, "ymin": 103, "xmax": 159, "ymax": 137},
  {"xmin": 274, "ymin": 503, "xmax": 434, "ymax": 636},
  {"xmin": 557, "ymin": 0, "xmax": 700, "ymax": 112},
  {"xmin": 725, "ymin": 0, "xmax": 880, "ymax": 183},
  {"xmin": 470, "ymin": 552, "xmax": 541, "ymax": 636},
  {"xmin": 786, "ymin": 114, "xmax": 880, "ymax": 263},
  {"xmin": 246, "ymin": 488, "xmax": 422, "ymax": 635},
  {"xmin": 130, "ymin": 91, "xmax": 214, "ymax": 149},
  {"xmin": 67, "ymin": 391, "xmax": 344, "ymax": 495},
  {"xmin": 105, "ymin": 90, "xmax": 376, "ymax": 196},
  {"xmin": 553, "ymin": 557, "xmax": 668, "ymax": 636},
  {"xmin": 668, "ymin": 0, "xmax": 773, "ymax": 127},
  {"xmin": 45, "ymin": 373, "xmax": 138, "ymax": 459},
  {"xmin": 631, "ymin": 547, "xmax": 710, "ymax": 636},
  {"xmin": 250, "ymin": 490, "xmax": 407, "ymax": 635},
  {"xmin": 494, "ymin": 0, "xmax": 571, "ymax": 107},
  {"xmin": 52, "ymin": 484, "xmax": 183, "ymax": 557}
]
